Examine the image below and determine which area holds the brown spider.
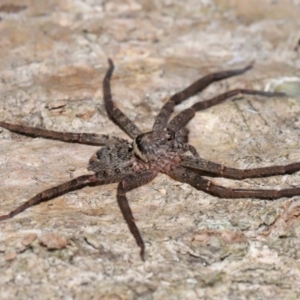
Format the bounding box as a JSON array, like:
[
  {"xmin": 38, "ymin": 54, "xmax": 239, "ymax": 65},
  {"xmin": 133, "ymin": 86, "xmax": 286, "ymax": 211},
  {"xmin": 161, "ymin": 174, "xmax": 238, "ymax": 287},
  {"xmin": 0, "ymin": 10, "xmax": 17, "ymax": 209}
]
[{"xmin": 1, "ymin": 59, "xmax": 299, "ymax": 261}]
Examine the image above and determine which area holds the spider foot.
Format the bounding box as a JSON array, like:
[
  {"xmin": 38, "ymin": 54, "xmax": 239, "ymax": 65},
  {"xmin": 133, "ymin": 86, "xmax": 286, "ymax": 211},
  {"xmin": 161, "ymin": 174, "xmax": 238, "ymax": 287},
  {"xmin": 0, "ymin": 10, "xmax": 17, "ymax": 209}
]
[
  {"xmin": 140, "ymin": 245, "xmax": 145, "ymax": 261},
  {"xmin": 0, "ymin": 214, "xmax": 10, "ymax": 221}
]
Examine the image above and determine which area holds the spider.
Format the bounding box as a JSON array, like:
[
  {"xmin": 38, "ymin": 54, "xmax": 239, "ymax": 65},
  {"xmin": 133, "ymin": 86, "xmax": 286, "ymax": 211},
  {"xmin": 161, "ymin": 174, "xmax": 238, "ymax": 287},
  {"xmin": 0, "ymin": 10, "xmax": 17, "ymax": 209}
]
[{"xmin": 1, "ymin": 59, "xmax": 300, "ymax": 261}]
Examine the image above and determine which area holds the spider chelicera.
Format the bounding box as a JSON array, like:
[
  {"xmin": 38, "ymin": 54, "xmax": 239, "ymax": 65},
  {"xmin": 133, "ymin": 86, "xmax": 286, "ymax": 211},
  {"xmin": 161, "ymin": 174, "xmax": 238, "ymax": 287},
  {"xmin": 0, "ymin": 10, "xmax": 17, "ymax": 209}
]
[{"xmin": 1, "ymin": 59, "xmax": 298, "ymax": 260}]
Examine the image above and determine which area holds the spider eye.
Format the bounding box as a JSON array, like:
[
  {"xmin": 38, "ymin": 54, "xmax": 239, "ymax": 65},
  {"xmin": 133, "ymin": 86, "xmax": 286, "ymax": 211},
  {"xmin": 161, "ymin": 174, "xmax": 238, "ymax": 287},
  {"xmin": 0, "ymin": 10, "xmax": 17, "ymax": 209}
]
[{"xmin": 166, "ymin": 129, "xmax": 175, "ymax": 141}]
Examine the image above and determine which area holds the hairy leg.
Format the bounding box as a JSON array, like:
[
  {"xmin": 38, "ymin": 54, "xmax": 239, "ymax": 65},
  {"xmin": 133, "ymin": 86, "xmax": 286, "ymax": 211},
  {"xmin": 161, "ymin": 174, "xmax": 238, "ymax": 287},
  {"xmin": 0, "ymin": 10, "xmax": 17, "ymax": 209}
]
[
  {"xmin": 0, "ymin": 59, "xmax": 142, "ymax": 143},
  {"xmin": 0, "ymin": 121, "xmax": 128, "ymax": 145},
  {"xmin": 0, "ymin": 174, "xmax": 100, "ymax": 221},
  {"xmin": 153, "ymin": 64, "xmax": 254, "ymax": 130},
  {"xmin": 167, "ymin": 89, "xmax": 284, "ymax": 132},
  {"xmin": 167, "ymin": 108, "xmax": 195, "ymax": 132},
  {"xmin": 153, "ymin": 100, "xmax": 175, "ymax": 131},
  {"xmin": 191, "ymin": 89, "xmax": 284, "ymax": 112},
  {"xmin": 168, "ymin": 166, "xmax": 300, "ymax": 199},
  {"xmin": 0, "ymin": 170, "xmax": 128, "ymax": 221},
  {"xmin": 180, "ymin": 156, "xmax": 300, "ymax": 179},
  {"xmin": 117, "ymin": 170, "xmax": 158, "ymax": 261},
  {"xmin": 104, "ymin": 59, "xmax": 142, "ymax": 139}
]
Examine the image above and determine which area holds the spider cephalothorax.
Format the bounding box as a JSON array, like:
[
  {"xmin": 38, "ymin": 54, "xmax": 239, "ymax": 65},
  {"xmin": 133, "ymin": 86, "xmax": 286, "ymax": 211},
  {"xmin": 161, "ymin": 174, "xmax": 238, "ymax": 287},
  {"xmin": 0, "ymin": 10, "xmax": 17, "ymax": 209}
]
[
  {"xmin": 89, "ymin": 128, "xmax": 186, "ymax": 179},
  {"xmin": 132, "ymin": 127, "xmax": 190, "ymax": 164},
  {"xmin": 1, "ymin": 58, "xmax": 300, "ymax": 261}
]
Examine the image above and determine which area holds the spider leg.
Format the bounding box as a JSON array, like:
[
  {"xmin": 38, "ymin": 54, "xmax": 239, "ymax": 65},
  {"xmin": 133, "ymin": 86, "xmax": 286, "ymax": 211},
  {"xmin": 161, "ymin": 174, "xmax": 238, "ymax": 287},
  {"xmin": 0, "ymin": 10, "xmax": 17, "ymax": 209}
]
[
  {"xmin": 153, "ymin": 100, "xmax": 175, "ymax": 131},
  {"xmin": 191, "ymin": 89, "xmax": 284, "ymax": 112},
  {"xmin": 104, "ymin": 59, "xmax": 142, "ymax": 139},
  {"xmin": 168, "ymin": 166, "xmax": 300, "ymax": 199},
  {"xmin": 0, "ymin": 174, "xmax": 101, "ymax": 221},
  {"xmin": 0, "ymin": 168, "xmax": 131, "ymax": 222},
  {"xmin": 0, "ymin": 121, "xmax": 128, "ymax": 145},
  {"xmin": 117, "ymin": 170, "xmax": 158, "ymax": 261},
  {"xmin": 167, "ymin": 89, "xmax": 284, "ymax": 132},
  {"xmin": 180, "ymin": 156, "xmax": 300, "ymax": 179},
  {"xmin": 153, "ymin": 64, "xmax": 255, "ymax": 130},
  {"xmin": 167, "ymin": 108, "xmax": 195, "ymax": 132}
]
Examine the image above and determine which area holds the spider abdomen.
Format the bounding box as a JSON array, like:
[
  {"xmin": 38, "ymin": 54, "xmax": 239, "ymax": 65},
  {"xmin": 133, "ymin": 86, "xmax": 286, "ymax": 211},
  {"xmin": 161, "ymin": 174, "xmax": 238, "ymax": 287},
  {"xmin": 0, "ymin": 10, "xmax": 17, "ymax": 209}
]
[{"xmin": 88, "ymin": 141, "xmax": 133, "ymax": 173}]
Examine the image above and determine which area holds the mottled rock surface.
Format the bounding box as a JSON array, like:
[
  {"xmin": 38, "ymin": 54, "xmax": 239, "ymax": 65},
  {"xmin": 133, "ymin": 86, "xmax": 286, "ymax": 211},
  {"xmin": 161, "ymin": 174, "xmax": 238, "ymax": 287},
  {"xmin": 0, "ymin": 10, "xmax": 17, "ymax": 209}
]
[{"xmin": 1, "ymin": 0, "xmax": 300, "ymax": 299}]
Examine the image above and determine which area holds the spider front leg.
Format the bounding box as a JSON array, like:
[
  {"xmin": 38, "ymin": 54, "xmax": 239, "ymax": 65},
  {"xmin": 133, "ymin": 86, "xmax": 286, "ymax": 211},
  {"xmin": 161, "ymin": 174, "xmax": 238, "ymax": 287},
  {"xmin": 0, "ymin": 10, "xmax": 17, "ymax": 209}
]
[
  {"xmin": 117, "ymin": 170, "xmax": 158, "ymax": 261},
  {"xmin": 153, "ymin": 64, "xmax": 254, "ymax": 131},
  {"xmin": 191, "ymin": 88, "xmax": 285, "ymax": 112},
  {"xmin": 168, "ymin": 166, "xmax": 300, "ymax": 199},
  {"xmin": 166, "ymin": 89, "xmax": 285, "ymax": 133},
  {"xmin": 103, "ymin": 59, "xmax": 142, "ymax": 139}
]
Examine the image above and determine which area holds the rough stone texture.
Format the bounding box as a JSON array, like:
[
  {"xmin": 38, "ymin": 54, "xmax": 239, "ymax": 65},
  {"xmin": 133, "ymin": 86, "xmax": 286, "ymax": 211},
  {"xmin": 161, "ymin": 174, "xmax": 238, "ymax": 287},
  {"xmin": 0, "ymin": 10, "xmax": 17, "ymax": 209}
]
[{"xmin": 1, "ymin": 0, "xmax": 300, "ymax": 299}]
